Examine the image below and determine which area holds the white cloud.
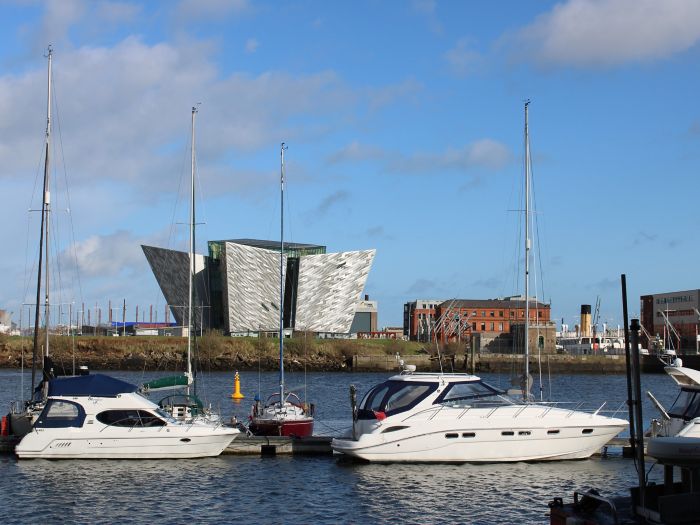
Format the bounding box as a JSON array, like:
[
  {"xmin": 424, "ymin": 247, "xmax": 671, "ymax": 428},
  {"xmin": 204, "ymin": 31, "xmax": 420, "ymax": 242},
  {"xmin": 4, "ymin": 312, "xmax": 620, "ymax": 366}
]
[
  {"xmin": 60, "ymin": 230, "xmax": 152, "ymax": 278},
  {"xmin": 0, "ymin": 37, "xmax": 353, "ymax": 197},
  {"xmin": 511, "ymin": 0, "xmax": 700, "ymax": 67},
  {"xmin": 445, "ymin": 38, "xmax": 482, "ymax": 76},
  {"xmin": 326, "ymin": 141, "xmax": 386, "ymax": 164},
  {"xmin": 95, "ymin": 1, "xmax": 142, "ymax": 24},
  {"xmin": 35, "ymin": 0, "xmax": 86, "ymax": 52},
  {"xmin": 366, "ymin": 78, "xmax": 423, "ymax": 110},
  {"xmin": 328, "ymin": 138, "xmax": 511, "ymax": 175}
]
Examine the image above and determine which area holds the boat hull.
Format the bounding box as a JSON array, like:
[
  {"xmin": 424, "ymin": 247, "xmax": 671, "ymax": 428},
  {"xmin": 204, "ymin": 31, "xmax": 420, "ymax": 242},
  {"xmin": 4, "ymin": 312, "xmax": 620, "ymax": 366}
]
[
  {"xmin": 250, "ymin": 418, "xmax": 314, "ymax": 438},
  {"xmin": 15, "ymin": 427, "xmax": 238, "ymax": 459},
  {"xmin": 332, "ymin": 422, "xmax": 627, "ymax": 463}
]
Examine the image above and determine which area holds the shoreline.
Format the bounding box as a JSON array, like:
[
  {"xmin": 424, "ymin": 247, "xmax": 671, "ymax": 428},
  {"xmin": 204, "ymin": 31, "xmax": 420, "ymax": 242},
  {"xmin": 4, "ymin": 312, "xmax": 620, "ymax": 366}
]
[{"xmin": 0, "ymin": 335, "xmax": 630, "ymax": 374}]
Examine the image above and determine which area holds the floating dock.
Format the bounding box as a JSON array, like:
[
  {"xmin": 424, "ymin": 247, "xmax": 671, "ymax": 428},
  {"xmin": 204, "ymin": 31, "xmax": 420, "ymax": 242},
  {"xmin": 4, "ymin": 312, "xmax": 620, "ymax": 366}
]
[{"xmin": 224, "ymin": 435, "xmax": 334, "ymax": 456}]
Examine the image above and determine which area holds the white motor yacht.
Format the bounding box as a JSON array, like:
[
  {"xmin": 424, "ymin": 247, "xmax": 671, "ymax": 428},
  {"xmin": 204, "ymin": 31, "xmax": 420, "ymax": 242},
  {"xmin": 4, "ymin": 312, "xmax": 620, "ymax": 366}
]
[
  {"xmin": 332, "ymin": 368, "xmax": 627, "ymax": 463},
  {"xmin": 15, "ymin": 374, "xmax": 239, "ymax": 459},
  {"xmin": 647, "ymin": 364, "xmax": 700, "ymax": 467}
]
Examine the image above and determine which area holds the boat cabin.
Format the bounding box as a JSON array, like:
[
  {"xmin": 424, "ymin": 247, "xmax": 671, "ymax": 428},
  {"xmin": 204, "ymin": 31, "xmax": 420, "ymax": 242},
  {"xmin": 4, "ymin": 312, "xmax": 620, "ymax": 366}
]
[{"xmin": 356, "ymin": 378, "xmax": 510, "ymax": 420}]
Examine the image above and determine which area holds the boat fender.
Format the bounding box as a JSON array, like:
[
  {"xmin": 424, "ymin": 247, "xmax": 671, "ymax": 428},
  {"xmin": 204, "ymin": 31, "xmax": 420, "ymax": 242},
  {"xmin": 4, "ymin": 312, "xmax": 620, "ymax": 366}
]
[
  {"xmin": 0, "ymin": 415, "xmax": 8, "ymax": 436},
  {"xmin": 373, "ymin": 411, "xmax": 386, "ymax": 421}
]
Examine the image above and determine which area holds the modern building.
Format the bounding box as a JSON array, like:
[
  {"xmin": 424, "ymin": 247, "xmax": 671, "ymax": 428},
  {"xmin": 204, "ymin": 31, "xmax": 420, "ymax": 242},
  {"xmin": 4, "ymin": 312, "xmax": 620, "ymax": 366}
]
[
  {"xmin": 143, "ymin": 239, "xmax": 376, "ymax": 336},
  {"xmin": 640, "ymin": 289, "xmax": 700, "ymax": 352},
  {"xmin": 403, "ymin": 296, "xmax": 554, "ymax": 353}
]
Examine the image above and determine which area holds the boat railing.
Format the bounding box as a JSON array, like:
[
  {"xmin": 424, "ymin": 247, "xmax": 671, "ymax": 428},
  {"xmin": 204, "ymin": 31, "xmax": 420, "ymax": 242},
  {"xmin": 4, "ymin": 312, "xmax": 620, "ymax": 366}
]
[{"xmin": 403, "ymin": 400, "xmax": 626, "ymax": 422}]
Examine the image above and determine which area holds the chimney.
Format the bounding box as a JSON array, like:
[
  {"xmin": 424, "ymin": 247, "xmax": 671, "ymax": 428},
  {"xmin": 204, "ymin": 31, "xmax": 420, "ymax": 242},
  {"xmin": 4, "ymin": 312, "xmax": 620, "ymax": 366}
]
[{"xmin": 580, "ymin": 305, "xmax": 592, "ymax": 337}]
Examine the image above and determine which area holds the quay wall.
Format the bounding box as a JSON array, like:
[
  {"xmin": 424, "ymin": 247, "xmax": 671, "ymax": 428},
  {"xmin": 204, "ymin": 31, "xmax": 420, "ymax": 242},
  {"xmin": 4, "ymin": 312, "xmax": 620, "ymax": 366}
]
[
  {"xmin": 353, "ymin": 353, "xmax": 626, "ymax": 374},
  {"xmin": 0, "ymin": 335, "xmax": 626, "ymax": 374}
]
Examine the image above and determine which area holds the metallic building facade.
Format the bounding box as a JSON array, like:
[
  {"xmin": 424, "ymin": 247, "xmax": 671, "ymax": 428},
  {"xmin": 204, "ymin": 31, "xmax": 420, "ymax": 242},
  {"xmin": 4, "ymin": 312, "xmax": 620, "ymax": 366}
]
[
  {"xmin": 222, "ymin": 242, "xmax": 286, "ymax": 333},
  {"xmin": 142, "ymin": 245, "xmax": 209, "ymax": 328},
  {"xmin": 143, "ymin": 239, "xmax": 375, "ymax": 335},
  {"xmin": 295, "ymin": 250, "xmax": 376, "ymax": 333}
]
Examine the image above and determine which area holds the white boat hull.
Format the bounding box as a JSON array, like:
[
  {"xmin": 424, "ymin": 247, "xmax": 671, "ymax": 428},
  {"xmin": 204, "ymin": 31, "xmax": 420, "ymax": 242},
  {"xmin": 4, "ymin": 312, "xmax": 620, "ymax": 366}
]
[
  {"xmin": 15, "ymin": 426, "xmax": 238, "ymax": 459},
  {"xmin": 333, "ymin": 424, "xmax": 625, "ymax": 463},
  {"xmin": 333, "ymin": 400, "xmax": 627, "ymax": 463}
]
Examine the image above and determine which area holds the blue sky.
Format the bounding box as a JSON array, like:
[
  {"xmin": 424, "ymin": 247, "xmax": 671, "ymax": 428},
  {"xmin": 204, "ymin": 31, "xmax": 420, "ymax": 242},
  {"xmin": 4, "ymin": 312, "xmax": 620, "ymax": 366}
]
[{"xmin": 1, "ymin": 0, "xmax": 699, "ymax": 330}]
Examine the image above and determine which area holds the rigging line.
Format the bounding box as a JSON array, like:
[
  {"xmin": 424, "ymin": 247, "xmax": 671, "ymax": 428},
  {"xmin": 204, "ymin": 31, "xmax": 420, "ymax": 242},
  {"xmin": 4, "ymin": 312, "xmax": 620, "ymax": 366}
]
[
  {"xmin": 193, "ymin": 156, "xmax": 212, "ymax": 307},
  {"xmin": 52, "ymin": 75, "xmax": 84, "ymax": 307},
  {"xmin": 23, "ymin": 129, "xmax": 49, "ymax": 305},
  {"xmin": 166, "ymin": 129, "xmax": 190, "ymax": 251},
  {"xmin": 528, "ymin": 146, "xmax": 547, "ymax": 303}
]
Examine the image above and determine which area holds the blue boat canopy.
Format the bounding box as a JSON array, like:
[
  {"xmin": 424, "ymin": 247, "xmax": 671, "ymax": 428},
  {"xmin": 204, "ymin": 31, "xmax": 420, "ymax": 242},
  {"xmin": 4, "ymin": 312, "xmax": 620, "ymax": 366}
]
[{"xmin": 48, "ymin": 374, "xmax": 139, "ymax": 397}]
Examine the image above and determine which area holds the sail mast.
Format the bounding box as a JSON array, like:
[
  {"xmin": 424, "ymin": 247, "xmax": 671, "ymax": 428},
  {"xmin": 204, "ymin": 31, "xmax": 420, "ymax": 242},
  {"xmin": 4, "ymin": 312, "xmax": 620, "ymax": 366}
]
[
  {"xmin": 31, "ymin": 45, "xmax": 53, "ymax": 395},
  {"xmin": 187, "ymin": 105, "xmax": 197, "ymax": 392},
  {"xmin": 279, "ymin": 142, "xmax": 287, "ymax": 406},
  {"xmin": 524, "ymin": 100, "xmax": 531, "ymax": 398}
]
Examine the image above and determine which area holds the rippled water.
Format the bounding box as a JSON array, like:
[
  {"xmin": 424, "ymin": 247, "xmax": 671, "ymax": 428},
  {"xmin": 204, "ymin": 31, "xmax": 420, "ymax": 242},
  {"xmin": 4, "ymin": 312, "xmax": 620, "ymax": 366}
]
[{"xmin": 0, "ymin": 368, "xmax": 680, "ymax": 524}]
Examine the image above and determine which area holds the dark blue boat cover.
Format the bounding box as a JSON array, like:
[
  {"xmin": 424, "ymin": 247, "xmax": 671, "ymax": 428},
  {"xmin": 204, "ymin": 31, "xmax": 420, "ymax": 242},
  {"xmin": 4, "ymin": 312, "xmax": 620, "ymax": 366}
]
[{"xmin": 47, "ymin": 374, "xmax": 138, "ymax": 397}]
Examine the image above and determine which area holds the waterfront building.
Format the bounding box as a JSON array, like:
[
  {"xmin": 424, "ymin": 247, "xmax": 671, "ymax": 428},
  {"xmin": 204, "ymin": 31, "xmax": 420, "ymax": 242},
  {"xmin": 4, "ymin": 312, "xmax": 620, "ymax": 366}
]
[
  {"xmin": 640, "ymin": 289, "xmax": 700, "ymax": 352},
  {"xmin": 403, "ymin": 296, "xmax": 554, "ymax": 353},
  {"xmin": 403, "ymin": 299, "xmax": 442, "ymax": 341},
  {"xmin": 143, "ymin": 239, "xmax": 375, "ymax": 336},
  {"xmin": 350, "ymin": 296, "xmax": 378, "ymax": 333}
]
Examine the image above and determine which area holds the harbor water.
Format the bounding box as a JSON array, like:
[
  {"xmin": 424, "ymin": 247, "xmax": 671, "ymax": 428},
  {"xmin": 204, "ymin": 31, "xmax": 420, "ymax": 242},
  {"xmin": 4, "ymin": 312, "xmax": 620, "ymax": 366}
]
[{"xmin": 0, "ymin": 368, "xmax": 681, "ymax": 524}]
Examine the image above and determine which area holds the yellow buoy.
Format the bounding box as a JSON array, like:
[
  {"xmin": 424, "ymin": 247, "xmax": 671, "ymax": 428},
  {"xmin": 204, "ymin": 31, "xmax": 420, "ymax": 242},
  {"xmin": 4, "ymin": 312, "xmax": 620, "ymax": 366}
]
[{"xmin": 231, "ymin": 370, "xmax": 245, "ymax": 399}]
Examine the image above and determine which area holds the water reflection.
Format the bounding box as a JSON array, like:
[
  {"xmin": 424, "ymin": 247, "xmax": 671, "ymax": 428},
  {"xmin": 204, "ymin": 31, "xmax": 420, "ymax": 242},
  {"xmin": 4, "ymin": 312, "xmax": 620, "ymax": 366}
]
[{"xmin": 0, "ymin": 368, "xmax": 680, "ymax": 524}]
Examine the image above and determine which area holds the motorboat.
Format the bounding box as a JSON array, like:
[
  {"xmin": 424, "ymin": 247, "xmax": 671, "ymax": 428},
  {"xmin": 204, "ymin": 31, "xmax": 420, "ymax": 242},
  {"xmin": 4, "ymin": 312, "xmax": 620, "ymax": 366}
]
[
  {"xmin": 333, "ymin": 103, "xmax": 627, "ymax": 462},
  {"xmin": 646, "ymin": 364, "xmax": 700, "ymax": 467},
  {"xmin": 15, "ymin": 374, "xmax": 239, "ymax": 459},
  {"xmin": 331, "ymin": 366, "xmax": 627, "ymax": 463}
]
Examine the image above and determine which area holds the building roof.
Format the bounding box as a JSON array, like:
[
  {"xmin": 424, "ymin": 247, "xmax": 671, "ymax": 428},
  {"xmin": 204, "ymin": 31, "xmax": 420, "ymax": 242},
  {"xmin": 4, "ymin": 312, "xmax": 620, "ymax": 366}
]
[
  {"xmin": 439, "ymin": 298, "xmax": 549, "ymax": 309},
  {"xmin": 211, "ymin": 238, "xmax": 326, "ymax": 251}
]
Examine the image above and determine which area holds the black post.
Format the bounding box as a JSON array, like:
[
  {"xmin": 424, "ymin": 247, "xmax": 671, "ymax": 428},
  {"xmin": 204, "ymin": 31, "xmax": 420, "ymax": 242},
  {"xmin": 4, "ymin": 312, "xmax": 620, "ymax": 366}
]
[
  {"xmin": 621, "ymin": 275, "xmax": 636, "ymax": 456},
  {"xmin": 630, "ymin": 317, "xmax": 646, "ymax": 509}
]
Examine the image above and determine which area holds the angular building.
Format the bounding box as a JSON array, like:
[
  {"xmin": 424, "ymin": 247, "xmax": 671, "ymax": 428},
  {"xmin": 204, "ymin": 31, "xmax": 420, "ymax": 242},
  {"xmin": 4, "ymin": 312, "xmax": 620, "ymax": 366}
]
[{"xmin": 142, "ymin": 239, "xmax": 375, "ymax": 335}]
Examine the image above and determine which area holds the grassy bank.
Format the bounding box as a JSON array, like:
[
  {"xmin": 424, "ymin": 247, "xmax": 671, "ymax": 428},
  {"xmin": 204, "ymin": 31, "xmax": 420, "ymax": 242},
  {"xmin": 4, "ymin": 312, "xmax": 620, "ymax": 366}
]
[{"xmin": 0, "ymin": 333, "xmax": 427, "ymax": 372}]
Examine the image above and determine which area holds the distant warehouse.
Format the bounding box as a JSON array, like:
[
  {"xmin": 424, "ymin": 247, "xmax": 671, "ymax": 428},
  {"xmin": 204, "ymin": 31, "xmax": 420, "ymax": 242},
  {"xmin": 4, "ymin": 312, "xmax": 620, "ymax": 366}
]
[
  {"xmin": 143, "ymin": 239, "xmax": 375, "ymax": 336},
  {"xmin": 641, "ymin": 289, "xmax": 700, "ymax": 352},
  {"xmin": 404, "ymin": 297, "xmax": 554, "ymax": 354}
]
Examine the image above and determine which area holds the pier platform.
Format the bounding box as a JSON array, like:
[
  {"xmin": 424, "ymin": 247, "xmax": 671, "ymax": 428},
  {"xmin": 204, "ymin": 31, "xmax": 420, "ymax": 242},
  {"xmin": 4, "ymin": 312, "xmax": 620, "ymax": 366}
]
[{"xmin": 224, "ymin": 435, "xmax": 334, "ymax": 456}]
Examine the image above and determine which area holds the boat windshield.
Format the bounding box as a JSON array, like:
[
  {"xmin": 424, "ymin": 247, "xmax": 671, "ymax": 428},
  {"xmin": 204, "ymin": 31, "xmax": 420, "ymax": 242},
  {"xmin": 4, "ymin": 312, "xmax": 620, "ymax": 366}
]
[
  {"xmin": 435, "ymin": 380, "xmax": 513, "ymax": 408},
  {"xmin": 359, "ymin": 380, "xmax": 437, "ymax": 417},
  {"xmin": 668, "ymin": 388, "xmax": 700, "ymax": 420}
]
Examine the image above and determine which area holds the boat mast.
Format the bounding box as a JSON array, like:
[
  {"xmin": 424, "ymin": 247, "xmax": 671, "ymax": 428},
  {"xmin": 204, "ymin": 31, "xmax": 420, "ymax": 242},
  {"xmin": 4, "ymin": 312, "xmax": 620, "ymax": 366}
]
[
  {"xmin": 31, "ymin": 45, "xmax": 53, "ymax": 395},
  {"xmin": 279, "ymin": 142, "xmax": 287, "ymax": 406},
  {"xmin": 524, "ymin": 100, "xmax": 531, "ymax": 399},
  {"xmin": 187, "ymin": 105, "xmax": 197, "ymax": 393}
]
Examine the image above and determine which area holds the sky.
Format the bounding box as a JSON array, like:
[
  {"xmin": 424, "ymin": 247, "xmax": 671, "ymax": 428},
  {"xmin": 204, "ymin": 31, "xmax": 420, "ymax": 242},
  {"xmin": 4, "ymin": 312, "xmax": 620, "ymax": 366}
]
[{"xmin": 1, "ymin": 0, "xmax": 699, "ymax": 331}]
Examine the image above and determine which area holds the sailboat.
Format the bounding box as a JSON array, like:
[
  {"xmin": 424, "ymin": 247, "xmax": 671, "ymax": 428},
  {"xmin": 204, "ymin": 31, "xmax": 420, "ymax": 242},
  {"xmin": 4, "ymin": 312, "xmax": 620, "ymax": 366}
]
[
  {"xmin": 331, "ymin": 102, "xmax": 627, "ymax": 462},
  {"xmin": 10, "ymin": 56, "xmax": 238, "ymax": 459},
  {"xmin": 249, "ymin": 143, "xmax": 314, "ymax": 437},
  {"xmin": 6, "ymin": 46, "xmax": 57, "ymax": 439},
  {"xmin": 142, "ymin": 106, "xmax": 220, "ymax": 423}
]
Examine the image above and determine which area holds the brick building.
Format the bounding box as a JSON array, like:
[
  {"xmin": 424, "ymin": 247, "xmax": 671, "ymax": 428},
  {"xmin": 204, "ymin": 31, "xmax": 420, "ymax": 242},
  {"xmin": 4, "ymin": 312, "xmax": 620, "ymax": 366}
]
[
  {"xmin": 403, "ymin": 296, "xmax": 554, "ymax": 353},
  {"xmin": 641, "ymin": 289, "xmax": 700, "ymax": 352}
]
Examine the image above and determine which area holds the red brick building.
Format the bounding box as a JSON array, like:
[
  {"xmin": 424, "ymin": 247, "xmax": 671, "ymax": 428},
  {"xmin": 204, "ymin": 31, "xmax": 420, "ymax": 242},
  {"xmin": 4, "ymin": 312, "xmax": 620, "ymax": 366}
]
[
  {"xmin": 641, "ymin": 289, "xmax": 700, "ymax": 352},
  {"xmin": 404, "ymin": 296, "xmax": 553, "ymax": 352}
]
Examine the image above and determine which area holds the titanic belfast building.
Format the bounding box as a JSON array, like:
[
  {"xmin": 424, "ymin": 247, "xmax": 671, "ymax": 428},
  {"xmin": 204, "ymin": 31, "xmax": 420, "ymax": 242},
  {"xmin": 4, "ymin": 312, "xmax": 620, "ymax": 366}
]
[{"xmin": 142, "ymin": 239, "xmax": 375, "ymax": 335}]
